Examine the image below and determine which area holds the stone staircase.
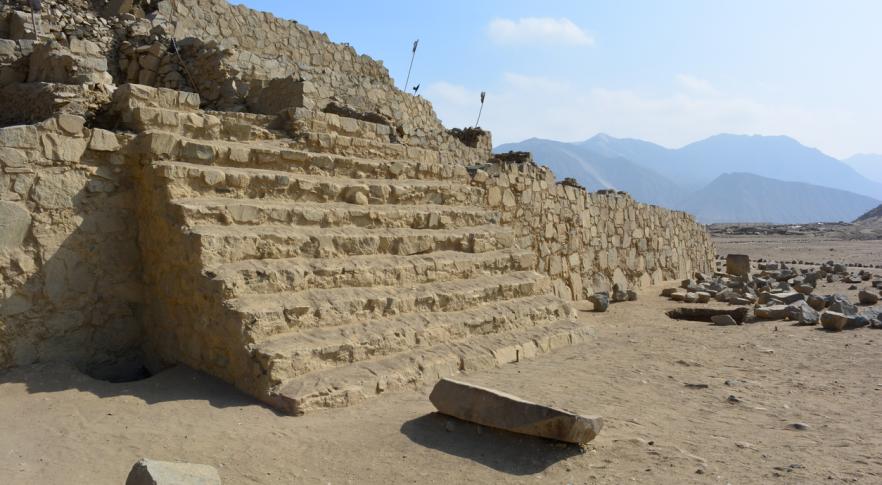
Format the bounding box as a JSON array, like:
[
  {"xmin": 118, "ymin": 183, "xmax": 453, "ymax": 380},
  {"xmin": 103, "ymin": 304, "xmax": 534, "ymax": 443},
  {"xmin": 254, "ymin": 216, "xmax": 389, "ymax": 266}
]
[{"xmin": 129, "ymin": 86, "xmax": 592, "ymax": 415}]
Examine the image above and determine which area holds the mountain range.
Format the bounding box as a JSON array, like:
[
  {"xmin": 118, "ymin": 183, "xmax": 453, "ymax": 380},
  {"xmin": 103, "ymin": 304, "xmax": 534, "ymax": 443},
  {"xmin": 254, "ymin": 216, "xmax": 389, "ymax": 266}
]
[{"xmin": 495, "ymin": 134, "xmax": 882, "ymax": 224}]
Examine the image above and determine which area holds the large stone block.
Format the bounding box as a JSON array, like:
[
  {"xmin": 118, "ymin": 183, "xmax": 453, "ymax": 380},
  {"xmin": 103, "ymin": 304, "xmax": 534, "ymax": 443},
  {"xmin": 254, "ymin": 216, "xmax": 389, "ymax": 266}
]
[
  {"xmin": 429, "ymin": 378, "xmax": 602, "ymax": 444},
  {"xmin": 726, "ymin": 254, "xmax": 750, "ymax": 277},
  {"xmin": 125, "ymin": 458, "xmax": 221, "ymax": 485}
]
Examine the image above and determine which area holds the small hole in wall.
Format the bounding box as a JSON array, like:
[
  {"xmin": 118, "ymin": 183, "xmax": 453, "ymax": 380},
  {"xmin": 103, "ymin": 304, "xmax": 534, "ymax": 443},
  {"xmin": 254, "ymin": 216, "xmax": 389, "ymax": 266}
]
[{"xmin": 82, "ymin": 354, "xmax": 152, "ymax": 383}]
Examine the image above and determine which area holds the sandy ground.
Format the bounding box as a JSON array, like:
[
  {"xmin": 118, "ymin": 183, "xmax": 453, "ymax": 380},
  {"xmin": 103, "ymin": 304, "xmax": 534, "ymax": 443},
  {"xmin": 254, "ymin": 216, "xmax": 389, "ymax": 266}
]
[
  {"xmin": 2, "ymin": 240, "xmax": 881, "ymax": 484},
  {"xmin": 713, "ymin": 235, "xmax": 881, "ymax": 267}
]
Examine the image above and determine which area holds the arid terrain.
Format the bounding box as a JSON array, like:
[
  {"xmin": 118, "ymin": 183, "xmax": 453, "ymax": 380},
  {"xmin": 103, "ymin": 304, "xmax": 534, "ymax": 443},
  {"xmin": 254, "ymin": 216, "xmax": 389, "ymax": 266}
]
[{"xmin": 1, "ymin": 233, "xmax": 880, "ymax": 485}]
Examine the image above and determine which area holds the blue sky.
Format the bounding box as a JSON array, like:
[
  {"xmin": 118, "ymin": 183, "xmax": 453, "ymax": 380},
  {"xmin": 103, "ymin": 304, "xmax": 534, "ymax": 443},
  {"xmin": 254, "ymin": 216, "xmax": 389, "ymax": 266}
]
[{"xmin": 238, "ymin": 1, "xmax": 882, "ymax": 159}]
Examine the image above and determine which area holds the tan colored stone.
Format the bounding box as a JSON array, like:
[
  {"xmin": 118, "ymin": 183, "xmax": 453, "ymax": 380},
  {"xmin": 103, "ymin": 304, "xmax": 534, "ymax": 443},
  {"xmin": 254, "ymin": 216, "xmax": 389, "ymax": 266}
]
[
  {"xmin": 0, "ymin": 201, "xmax": 31, "ymax": 249},
  {"xmin": 429, "ymin": 378, "xmax": 603, "ymax": 444},
  {"xmin": 89, "ymin": 129, "xmax": 121, "ymax": 152}
]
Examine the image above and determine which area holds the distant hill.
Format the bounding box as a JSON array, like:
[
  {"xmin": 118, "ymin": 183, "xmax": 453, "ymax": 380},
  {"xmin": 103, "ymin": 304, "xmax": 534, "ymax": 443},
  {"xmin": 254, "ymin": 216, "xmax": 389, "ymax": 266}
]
[
  {"xmin": 854, "ymin": 203, "xmax": 882, "ymax": 224},
  {"xmin": 494, "ymin": 138, "xmax": 684, "ymax": 207},
  {"xmin": 678, "ymin": 173, "xmax": 881, "ymax": 224},
  {"xmin": 569, "ymin": 133, "xmax": 882, "ymax": 200},
  {"xmin": 843, "ymin": 154, "xmax": 882, "ymax": 185}
]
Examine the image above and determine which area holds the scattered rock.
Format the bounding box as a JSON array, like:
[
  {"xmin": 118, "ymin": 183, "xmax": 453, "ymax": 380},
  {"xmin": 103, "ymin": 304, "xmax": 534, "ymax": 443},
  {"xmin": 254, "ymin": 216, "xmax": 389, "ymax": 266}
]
[
  {"xmin": 785, "ymin": 300, "xmax": 820, "ymax": 325},
  {"xmin": 588, "ymin": 292, "xmax": 609, "ymax": 312},
  {"xmin": 786, "ymin": 423, "xmax": 810, "ymax": 431},
  {"xmin": 754, "ymin": 305, "xmax": 788, "ymax": 320},
  {"xmin": 429, "ymin": 378, "xmax": 603, "ymax": 444},
  {"xmin": 820, "ymin": 311, "xmax": 849, "ymax": 331},
  {"xmin": 858, "ymin": 289, "xmax": 879, "ymax": 305},
  {"xmin": 711, "ymin": 314, "xmax": 738, "ymax": 326},
  {"xmin": 666, "ymin": 307, "xmax": 749, "ymax": 323}
]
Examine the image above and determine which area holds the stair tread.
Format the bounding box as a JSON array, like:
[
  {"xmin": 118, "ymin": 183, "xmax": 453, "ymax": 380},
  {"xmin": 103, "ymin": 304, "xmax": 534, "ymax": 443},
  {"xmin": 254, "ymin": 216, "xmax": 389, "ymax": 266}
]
[
  {"xmin": 190, "ymin": 222, "xmax": 512, "ymax": 239},
  {"xmin": 172, "ymin": 197, "xmax": 495, "ymax": 216},
  {"xmin": 267, "ymin": 319, "xmax": 593, "ymax": 414},
  {"xmin": 154, "ymin": 135, "xmax": 471, "ymax": 178},
  {"xmin": 255, "ymin": 294, "xmax": 571, "ymax": 354},
  {"xmin": 229, "ymin": 271, "xmax": 547, "ymax": 315},
  {"xmin": 157, "ymin": 160, "xmax": 473, "ymax": 188},
  {"xmin": 213, "ymin": 248, "xmax": 534, "ymax": 277}
]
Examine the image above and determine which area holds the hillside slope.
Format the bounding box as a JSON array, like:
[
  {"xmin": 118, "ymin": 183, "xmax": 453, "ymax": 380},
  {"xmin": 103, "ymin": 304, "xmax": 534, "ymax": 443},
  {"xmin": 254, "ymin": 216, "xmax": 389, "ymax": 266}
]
[{"xmin": 678, "ymin": 173, "xmax": 881, "ymax": 223}]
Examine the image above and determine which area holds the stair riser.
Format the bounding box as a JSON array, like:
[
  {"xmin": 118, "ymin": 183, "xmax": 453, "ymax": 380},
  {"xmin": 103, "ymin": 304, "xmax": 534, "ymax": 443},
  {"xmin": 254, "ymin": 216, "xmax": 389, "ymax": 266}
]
[
  {"xmin": 157, "ymin": 166, "xmax": 483, "ymax": 206},
  {"xmin": 177, "ymin": 203, "xmax": 496, "ymax": 230},
  {"xmin": 267, "ymin": 325, "xmax": 595, "ymax": 415},
  {"xmin": 258, "ymin": 303, "xmax": 573, "ymax": 381},
  {"xmin": 240, "ymin": 278, "xmax": 552, "ymax": 338},
  {"xmin": 195, "ymin": 231, "xmax": 514, "ymax": 265},
  {"xmin": 216, "ymin": 253, "xmax": 535, "ymax": 298}
]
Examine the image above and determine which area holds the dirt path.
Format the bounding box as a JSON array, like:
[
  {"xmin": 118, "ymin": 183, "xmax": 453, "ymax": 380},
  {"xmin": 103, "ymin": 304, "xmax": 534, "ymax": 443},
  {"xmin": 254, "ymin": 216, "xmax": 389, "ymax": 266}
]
[{"xmin": 2, "ymin": 283, "xmax": 881, "ymax": 484}]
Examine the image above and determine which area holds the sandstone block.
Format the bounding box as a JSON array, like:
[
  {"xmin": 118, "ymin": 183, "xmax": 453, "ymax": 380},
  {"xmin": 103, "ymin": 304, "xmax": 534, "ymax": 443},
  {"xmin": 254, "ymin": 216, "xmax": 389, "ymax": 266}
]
[
  {"xmin": 429, "ymin": 378, "xmax": 602, "ymax": 444},
  {"xmin": 0, "ymin": 201, "xmax": 31, "ymax": 249},
  {"xmin": 726, "ymin": 254, "xmax": 750, "ymax": 277},
  {"xmin": 125, "ymin": 458, "xmax": 221, "ymax": 485},
  {"xmin": 89, "ymin": 129, "xmax": 121, "ymax": 152},
  {"xmin": 755, "ymin": 305, "xmax": 788, "ymax": 320}
]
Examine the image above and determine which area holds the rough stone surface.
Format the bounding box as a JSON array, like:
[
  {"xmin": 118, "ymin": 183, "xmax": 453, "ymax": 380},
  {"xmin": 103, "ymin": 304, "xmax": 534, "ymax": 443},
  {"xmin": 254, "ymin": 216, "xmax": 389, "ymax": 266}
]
[
  {"xmin": 0, "ymin": 201, "xmax": 31, "ymax": 249},
  {"xmin": 429, "ymin": 378, "xmax": 603, "ymax": 444},
  {"xmin": 858, "ymin": 289, "xmax": 879, "ymax": 305},
  {"xmin": 726, "ymin": 254, "xmax": 750, "ymax": 277},
  {"xmin": 588, "ymin": 292, "xmax": 609, "ymax": 312},
  {"xmin": 820, "ymin": 311, "xmax": 849, "ymax": 331},
  {"xmin": 125, "ymin": 458, "xmax": 221, "ymax": 485},
  {"xmin": 710, "ymin": 314, "xmax": 738, "ymax": 326}
]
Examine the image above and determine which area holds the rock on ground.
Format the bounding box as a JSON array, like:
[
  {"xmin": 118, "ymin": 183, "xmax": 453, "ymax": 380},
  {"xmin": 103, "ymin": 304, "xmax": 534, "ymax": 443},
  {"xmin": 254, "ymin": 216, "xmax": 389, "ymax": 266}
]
[
  {"xmin": 429, "ymin": 378, "xmax": 603, "ymax": 444},
  {"xmin": 126, "ymin": 458, "xmax": 221, "ymax": 485}
]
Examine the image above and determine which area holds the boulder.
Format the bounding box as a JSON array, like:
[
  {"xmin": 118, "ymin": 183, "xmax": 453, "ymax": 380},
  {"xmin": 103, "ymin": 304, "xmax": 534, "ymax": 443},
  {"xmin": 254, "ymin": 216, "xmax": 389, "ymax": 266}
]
[
  {"xmin": 429, "ymin": 378, "xmax": 603, "ymax": 444},
  {"xmin": 806, "ymin": 294, "xmax": 826, "ymax": 311},
  {"xmin": 820, "ymin": 311, "xmax": 849, "ymax": 332},
  {"xmin": 125, "ymin": 459, "xmax": 221, "ymax": 485},
  {"xmin": 666, "ymin": 307, "xmax": 749, "ymax": 323},
  {"xmin": 829, "ymin": 298, "xmax": 857, "ymax": 316},
  {"xmin": 858, "ymin": 289, "xmax": 879, "ymax": 305},
  {"xmin": 684, "ymin": 292, "xmax": 699, "ymax": 303},
  {"xmin": 696, "ymin": 292, "xmax": 711, "ymax": 303},
  {"xmin": 754, "ymin": 305, "xmax": 788, "ymax": 320},
  {"xmin": 726, "ymin": 254, "xmax": 750, "ymax": 277},
  {"xmin": 710, "ymin": 314, "xmax": 738, "ymax": 326},
  {"xmin": 785, "ymin": 300, "xmax": 819, "ymax": 325},
  {"xmin": 588, "ymin": 292, "xmax": 609, "ymax": 312}
]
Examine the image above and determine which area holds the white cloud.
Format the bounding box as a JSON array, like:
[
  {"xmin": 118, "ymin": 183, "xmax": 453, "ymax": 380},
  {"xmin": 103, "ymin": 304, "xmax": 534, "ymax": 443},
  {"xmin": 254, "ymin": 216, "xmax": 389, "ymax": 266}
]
[
  {"xmin": 424, "ymin": 73, "xmax": 876, "ymax": 158},
  {"xmin": 675, "ymin": 74, "xmax": 719, "ymax": 96},
  {"xmin": 487, "ymin": 17, "xmax": 594, "ymax": 47}
]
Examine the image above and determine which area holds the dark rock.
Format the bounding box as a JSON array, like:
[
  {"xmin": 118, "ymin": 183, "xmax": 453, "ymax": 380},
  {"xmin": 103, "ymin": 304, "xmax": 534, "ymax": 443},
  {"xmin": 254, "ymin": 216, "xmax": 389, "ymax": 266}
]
[
  {"xmin": 666, "ymin": 307, "xmax": 749, "ymax": 323},
  {"xmin": 588, "ymin": 292, "xmax": 609, "ymax": 312}
]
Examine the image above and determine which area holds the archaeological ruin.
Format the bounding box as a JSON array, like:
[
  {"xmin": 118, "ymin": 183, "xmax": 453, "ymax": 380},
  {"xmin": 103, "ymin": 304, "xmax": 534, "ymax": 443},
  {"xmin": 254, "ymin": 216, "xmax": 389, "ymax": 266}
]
[{"xmin": 0, "ymin": 0, "xmax": 715, "ymax": 414}]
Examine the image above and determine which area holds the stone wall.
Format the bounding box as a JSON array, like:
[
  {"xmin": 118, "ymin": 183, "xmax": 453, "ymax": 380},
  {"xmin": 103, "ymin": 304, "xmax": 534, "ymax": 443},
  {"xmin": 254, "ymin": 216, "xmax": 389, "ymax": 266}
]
[
  {"xmin": 475, "ymin": 155, "xmax": 715, "ymax": 300},
  {"xmin": 162, "ymin": 0, "xmax": 477, "ymax": 157},
  {"xmin": 0, "ymin": 115, "xmax": 143, "ymax": 375}
]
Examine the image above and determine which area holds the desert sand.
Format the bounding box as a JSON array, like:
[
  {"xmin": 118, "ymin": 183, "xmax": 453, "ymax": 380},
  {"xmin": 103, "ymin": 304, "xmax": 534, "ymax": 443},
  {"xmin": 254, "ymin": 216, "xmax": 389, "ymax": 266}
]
[{"xmin": 1, "ymin": 235, "xmax": 880, "ymax": 485}]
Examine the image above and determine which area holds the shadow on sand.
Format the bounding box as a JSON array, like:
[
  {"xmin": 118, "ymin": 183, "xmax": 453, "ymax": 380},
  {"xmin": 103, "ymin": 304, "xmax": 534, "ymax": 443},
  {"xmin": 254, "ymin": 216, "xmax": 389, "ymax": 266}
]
[
  {"xmin": 400, "ymin": 412, "xmax": 582, "ymax": 475},
  {"xmin": 0, "ymin": 362, "xmax": 270, "ymax": 411}
]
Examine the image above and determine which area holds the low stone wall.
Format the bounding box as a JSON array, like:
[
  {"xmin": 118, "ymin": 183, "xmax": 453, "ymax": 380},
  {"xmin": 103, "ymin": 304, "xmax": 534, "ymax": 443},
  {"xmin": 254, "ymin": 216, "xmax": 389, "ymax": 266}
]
[
  {"xmin": 0, "ymin": 115, "xmax": 143, "ymax": 374},
  {"xmin": 476, "ymin": 155, "xmax": 715, "ymax": 300}
]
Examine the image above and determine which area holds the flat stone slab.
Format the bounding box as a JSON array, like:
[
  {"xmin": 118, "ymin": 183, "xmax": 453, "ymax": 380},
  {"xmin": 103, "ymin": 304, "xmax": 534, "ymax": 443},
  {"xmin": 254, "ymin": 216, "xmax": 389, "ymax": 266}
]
[
  {"xmin": 429, "ymin": 378, "xmax": 602, "ymax": 444},
  {"xmin": 126, "ymin": 458, "xmax": 221, "ymax": 485}
]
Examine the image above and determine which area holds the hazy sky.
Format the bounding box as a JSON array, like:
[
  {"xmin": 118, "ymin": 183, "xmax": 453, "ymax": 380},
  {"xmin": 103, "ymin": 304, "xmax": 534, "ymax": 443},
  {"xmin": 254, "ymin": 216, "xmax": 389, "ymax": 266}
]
[{"xmin": 239, "ymin": 0, "xmax": 882, "ymax": 159}]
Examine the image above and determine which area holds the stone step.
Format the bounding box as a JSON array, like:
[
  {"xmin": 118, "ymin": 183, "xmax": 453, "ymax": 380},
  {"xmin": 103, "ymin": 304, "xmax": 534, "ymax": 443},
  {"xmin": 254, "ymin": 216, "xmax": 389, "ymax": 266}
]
[
  {"xmin": 229, "ymin": 271, "xmax": 550, "ymax": 338},
  {"xmin": 292, "ymin": 129, "xmax": 448, "ymax": 165},
  {"xmin": 252, "ymin": 294, "xmax": 575, "ymax": 382},
  {"xmin": 210, "ymin": 249, "xmax": 537, "ymax": 298},
  {"xmin": 154, "ymin": 161, "xmax": 483, "ymax": 206},
  {"xmin": 172, "ymin": 198, "xmax": 499, "ymax": 229},
  {"xmin": 191, "ymin": 223, "xmax": 515, "ymax": 265},
  {"xmin": 263, "ymin": 319, "xmax": 594, "ymax": 415},
  {"xmin": 144, "ymin": 132, "xmax": 471, "ymax": 181}
]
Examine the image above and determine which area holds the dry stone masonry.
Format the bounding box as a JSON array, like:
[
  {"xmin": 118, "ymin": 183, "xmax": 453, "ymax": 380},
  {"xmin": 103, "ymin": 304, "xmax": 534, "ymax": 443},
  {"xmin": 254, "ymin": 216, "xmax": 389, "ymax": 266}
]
[{"xmin": 0, "ymin": 0, "xmax": 714, "ymax": 413}]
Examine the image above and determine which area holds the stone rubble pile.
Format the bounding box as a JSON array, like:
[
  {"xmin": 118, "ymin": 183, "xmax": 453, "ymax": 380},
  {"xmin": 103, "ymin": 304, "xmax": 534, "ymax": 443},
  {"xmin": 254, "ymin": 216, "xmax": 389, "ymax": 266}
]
[{"xmin": 664, "ymin": 255, "xmax": 882, "ymax": 331}]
